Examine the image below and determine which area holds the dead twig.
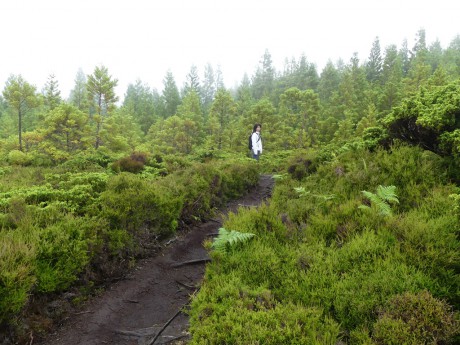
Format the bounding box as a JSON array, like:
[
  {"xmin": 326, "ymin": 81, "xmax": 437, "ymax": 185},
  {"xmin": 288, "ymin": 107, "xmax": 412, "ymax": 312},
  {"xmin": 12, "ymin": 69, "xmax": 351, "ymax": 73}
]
[
  {"xmin": 74, "ymin": 311, "xmax": 94, "ymax": 315},
  {"xmin": 171, "ymin": 258, "xmax": 211, "ymax": 268},
  {"xmin": 146, "ymin": 308, "xmax": 183, "ymax": 345},
  {"xmin": 122, "ymin": 299, "xmax": 139, "ymax": 303},
  {"xmin": 175, "ymin": 280, "xmax": 196, "ymax": 290}
]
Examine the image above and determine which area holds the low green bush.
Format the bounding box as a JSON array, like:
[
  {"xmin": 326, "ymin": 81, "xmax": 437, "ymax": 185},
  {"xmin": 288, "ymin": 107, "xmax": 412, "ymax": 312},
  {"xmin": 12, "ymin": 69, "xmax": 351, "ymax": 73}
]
[
  {"xmin": 0, "ymin": 230, "xmax": 36, "ymax": 323},
  {"xmin": 189, "ymin": 275, "xmax": 341, "ymax": 345},
  {"xmin": 35, "ymin": 216, "xmax": 93, "ymax": 292},
  {"xmin": 372, "ymin": 290, "xmax": 460, "ymax": 344}
]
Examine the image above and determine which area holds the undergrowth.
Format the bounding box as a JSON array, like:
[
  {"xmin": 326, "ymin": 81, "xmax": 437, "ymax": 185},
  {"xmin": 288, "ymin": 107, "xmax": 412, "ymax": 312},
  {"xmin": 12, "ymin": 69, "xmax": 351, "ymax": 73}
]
[{"xmin": 189, "ymin": 144, "xmax": 460, "ymax": 344}]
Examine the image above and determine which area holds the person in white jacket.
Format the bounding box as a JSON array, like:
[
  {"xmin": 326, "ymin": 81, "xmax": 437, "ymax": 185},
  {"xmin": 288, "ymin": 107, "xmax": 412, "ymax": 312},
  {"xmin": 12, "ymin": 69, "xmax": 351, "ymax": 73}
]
[{"xmin": 251, "ymin": 123, "xmax": 262, "ymax": 160}]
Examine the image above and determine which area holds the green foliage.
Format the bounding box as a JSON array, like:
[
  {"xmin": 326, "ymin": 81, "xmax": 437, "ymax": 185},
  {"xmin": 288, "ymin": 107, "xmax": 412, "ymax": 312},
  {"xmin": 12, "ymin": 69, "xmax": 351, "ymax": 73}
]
[
  {"xmin": 359, "ymin": 185, "xmax": 399, "ymax": 216},
  {"xmin": 384, "ymin": 80, "xmax": 460, "ymax": 156},
  {"xmin": 0, "ymin": 230, "xmax": 36, "ymax": 323},
  {"xmin": 372, "ymin": 291, "xmax": 460, "ymax": 344},
  {"xmin": 35, "ymin": 217, "xmax": 92, "ymax": 292},
  {"xmin": 100, "ymin": 173, "xmax": 180, "ymax": 238},
  {"xmin": 7, "ymin": 149, "xmax": 31, "ymax": 166},
  {"xmin": 189, "ymin": 276, "xmax": 341, "ymax": 345},
  {"xmin": 190, "ymin": 144, "xmax": 460, "ymax": 344},
  {"xmin": 211, "ymin": 227, "xmax": 255, "ymax": 254}
]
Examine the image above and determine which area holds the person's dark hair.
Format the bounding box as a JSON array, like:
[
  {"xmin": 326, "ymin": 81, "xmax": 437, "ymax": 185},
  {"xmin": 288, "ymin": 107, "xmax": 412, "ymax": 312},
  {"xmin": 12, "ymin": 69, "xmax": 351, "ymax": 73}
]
[{"xmin": 253, "ymin": 123, "xmax": 261, "ymax": 133}]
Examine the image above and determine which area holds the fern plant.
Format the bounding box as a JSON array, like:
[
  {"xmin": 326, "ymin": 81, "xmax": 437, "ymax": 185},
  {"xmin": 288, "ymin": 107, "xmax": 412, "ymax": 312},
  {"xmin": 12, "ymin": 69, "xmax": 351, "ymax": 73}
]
[
  {"xmin": 359, "ymin": 185, "xmax": 399, "ymax": 216},
  {"xmin": 211, "ymin": 227, "xmax": 255, "ymax": 254}
]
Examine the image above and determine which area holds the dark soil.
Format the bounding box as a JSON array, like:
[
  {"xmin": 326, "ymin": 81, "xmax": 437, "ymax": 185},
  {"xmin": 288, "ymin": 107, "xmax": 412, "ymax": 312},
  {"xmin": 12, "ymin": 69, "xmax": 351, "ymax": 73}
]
[{"xmin": 36, "ymin": 174, "xmax": 274, "ymax": 345}]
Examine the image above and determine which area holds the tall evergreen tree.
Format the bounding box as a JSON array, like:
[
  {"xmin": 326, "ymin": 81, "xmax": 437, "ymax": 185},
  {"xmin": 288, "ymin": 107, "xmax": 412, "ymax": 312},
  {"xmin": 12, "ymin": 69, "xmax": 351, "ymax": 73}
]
[
  {"xmin": 235, "ymin": 74, "xmax": 254, "ymax": 118},
  {"xmin": 252, "ymin": 49, "xmax": 275, "ymax": 100},
  {"xmin": 379, "ymin": 44, "xmax": 403, "ymax": 113},
  {"xmin": 427, "ymin": 39, "xmax": 443, "ymax": 72},
  {"xmin": 366, "ymin": 37, "xmax": 383, "ymax": 84},
  {"xmin": 208, "ymin": 89, "xmax": 236, "ymax": 150},
  {"xmin": 161, "ymin": 70, "xmax": 181, "ymax": 118},
  {"xmin": 86, "ymin": 65, "xmax": 119, "ymax": 149},
  {"xmin": 318, "ymin": 60, "xmax": 340, "ymax": 104},
  {"xmin": 405, "ymin": 29, "xmax": 431, "ymax": 93},
  {"xmin": 183, "ymin": 65, "xmax": 201, "ymax": 97},
  {"xmin": 201, "ymin": 63, "xmax": 216, "ymax": 115},
  {"xmin": 123, "ymin": 80, "xmax": 157, "ymax": 134},
  {"xmin": 176, "ymin": 90, "xmax": 205, "ymax": 149},
  {"xmin": 215, "ymin": 65, "xmax": 225, "ymax": 91},
  {"xmin": 399, "ymin": 39, "xmax": 411, "ymax": 77},
  {"xmin": 69, "ymin": 68, "xmax": 90, "ymax": 112},
  {"xmin": 43, "ymin": 74, "xmax": 62, "ymax": 110},
  {"xmin": 444, "ymin": 35, "xmax": 460, "ymax": 78},
  {"xmin": 2, "ymin": 75, "xmax": 40, "ymax": 151}
]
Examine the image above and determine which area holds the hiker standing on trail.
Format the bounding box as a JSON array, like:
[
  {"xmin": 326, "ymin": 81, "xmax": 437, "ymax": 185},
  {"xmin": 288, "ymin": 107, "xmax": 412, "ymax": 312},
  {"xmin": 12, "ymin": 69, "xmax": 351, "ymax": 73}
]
[{"xmin": 251, "ymin": 123, "xmax": 262, "ymax": 160}]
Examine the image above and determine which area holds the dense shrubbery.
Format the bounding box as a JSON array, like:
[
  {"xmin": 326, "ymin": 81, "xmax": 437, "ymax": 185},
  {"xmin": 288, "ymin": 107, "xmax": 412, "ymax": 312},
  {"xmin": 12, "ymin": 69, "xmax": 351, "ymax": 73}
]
[
  {"xmin": 0, "ymin": 156, "xmax": 260, "ymax": 339},
  {"xmin": 189, "ymin": 145, "xmax": 460, "ymax": 344}
]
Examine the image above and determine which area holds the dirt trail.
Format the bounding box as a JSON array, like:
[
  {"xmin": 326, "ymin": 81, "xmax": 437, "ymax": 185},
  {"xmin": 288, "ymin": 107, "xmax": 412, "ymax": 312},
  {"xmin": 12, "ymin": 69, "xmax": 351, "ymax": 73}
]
[{"xmin": 38, "ymin": 174, "xmax": 274, "ymax": 345}]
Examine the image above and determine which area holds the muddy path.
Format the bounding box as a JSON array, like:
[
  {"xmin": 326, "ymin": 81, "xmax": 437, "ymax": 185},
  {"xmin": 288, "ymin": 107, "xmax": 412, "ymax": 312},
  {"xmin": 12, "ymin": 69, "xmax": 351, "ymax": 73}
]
[{"xmin": 38, "ymin": 174, "xmax": 274, "ymax": 345}]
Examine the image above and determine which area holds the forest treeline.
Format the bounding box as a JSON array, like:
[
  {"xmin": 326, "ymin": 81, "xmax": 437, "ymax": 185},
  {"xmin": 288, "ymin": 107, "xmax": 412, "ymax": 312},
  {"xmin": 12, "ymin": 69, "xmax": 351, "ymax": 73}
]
[{"xmin": 1, "ymin": 29, "xmax": 460, "ymax": 163}]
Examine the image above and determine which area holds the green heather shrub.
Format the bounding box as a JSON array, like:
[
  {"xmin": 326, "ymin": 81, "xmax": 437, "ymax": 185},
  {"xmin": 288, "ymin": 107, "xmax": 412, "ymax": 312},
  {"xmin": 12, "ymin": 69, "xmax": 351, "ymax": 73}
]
[
  {"xmin": 387, "ymin": 210, "xmax": 460, "ymax": 302},
  {"xmin": 331, "ymin": 257, "xmax": 435, "ymax": 330},
  {"xmin": 372, "ymin": 290, "xmax": 460, "ymax": 344},
  {"xmin": 223, "ymin": 203, "xmax": 292, "ymax": 245},
  {"xmin": 7, "ymin": 150, "xmax": 31, "ymax": 166},
  {"xmin": 220, "ymin": 161, "xmax": 260, "ymax": 199},
  {"xmin": 189, "ymin": 275, "xmax": 341, "ymax": 345},
  {"xmin": 100, "ymin": 173, "xmax": 181, "ymax": 238},
  {"xmin": 58, "ymin": 150, "xmax": 113, "ymax": 170},
  {"xmin": 286, "ymin": 150, "xmax": 319, "ymax": 180},
  {"xmin": 35, "ymin": 216, "xmax": 93, "ymax": 292},
  {"xmin": 308, "ymin": 198, "xmax": 363, "ymax": 245},
  {"xmin": 0, "ymin": 230, "xmax": 36, "ymax": 323}
]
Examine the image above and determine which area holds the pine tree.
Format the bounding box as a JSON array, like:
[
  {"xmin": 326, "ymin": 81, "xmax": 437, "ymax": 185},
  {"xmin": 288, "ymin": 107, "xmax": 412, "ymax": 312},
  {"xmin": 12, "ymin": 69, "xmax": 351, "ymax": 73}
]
[
  {"xmin": 366, "ymin": 37, "xmax": 383, "ymax": 84},
  {"xmin": 201, "ymin": 63, "xmax": 216, "ymax": 116},
  {"xmin": 86, "ymin": 65, "xmax": 119, "ymax": 149},
  {"xmin": 123, "ymin": 80, "xmax": 157, "ymax": 134},
  {"xmin": 43, "ymin": 74, "xmax": 62, "ymax": 110},
  {"xmin": 183, "ymin": 65, "xmax": 201, "ymax": 97},
  {"xmin": 69, "ymin": 68, "xmax": 90, "ymax": 112},
  {"xmin": 161, "ymin": 70, "xmax": 181, "ymax": 118},
  {"xmin": 2, "ymin": 75, "xmax": 40, "ymax": 151}
]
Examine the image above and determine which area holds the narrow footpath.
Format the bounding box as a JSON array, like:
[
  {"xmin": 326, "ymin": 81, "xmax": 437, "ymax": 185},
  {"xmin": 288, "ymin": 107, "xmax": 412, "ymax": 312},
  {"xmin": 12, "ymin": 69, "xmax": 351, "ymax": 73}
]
[{"xmin": 39, "ymin": 175, "xmax": 274, "ymax": 345}]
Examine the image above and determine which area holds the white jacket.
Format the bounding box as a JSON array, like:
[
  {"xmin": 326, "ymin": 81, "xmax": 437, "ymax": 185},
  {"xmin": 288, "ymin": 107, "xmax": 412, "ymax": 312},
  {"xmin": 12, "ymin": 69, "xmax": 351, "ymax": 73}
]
[{"xmin": 252, "ymin": 132, "xmax": 262, "ymax": 154}]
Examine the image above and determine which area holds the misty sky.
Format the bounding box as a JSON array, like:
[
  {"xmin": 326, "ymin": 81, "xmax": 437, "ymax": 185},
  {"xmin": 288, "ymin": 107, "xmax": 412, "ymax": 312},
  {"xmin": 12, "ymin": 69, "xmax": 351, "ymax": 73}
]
[{"xmin": 1, "ymin": 0, "xmax": 459, "ymax": 101}]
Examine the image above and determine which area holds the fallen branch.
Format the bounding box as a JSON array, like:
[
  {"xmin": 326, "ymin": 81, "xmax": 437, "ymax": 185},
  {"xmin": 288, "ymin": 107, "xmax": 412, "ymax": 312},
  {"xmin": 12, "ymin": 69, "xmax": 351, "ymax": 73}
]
[
  {"xmin": 171, "ymin": 258, "xmax": 211, "ymax": 268},
  {"xmin": 175, "ymin": 280, "xmax": 196, "ymax": 290},
  {"xmin": 74, "ymin": 311, "xmax": 94, "ymax": 315},
  {"xmin": 122, "ymin": 299, "xmax": 139, "ymax": 303},
  {"xmin": 146, "ymin": 308, "xmax": 183, "ymax": 345}
]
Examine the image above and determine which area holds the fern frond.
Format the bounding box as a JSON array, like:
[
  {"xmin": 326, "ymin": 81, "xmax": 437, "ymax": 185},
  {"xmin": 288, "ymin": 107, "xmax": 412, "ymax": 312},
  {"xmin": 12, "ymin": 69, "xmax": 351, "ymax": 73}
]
[
  {"xmin": 376, "ymin": 200, "xmax": 392, "ymax": 216},
  {"xmin": 272, "ymin": 174, "xmax": 286, "ymax": 180},
  {"xmin": 376, "ymin": 185, "xmax": 399, "ymax": 204},
  {"xmin": 360, "ymin": 185, "xmax": 399, "ymax": 216},
  {"xmin": 358, "ymin": 204, "xmax": 371, "ymax": 211},
  {"xmin": 211, "ymin": 227, "xmax": 255, "ymax": 254},
  {"xmin": 294, "ymin": 187, "xmax": 310, "ymax": 197},
  {"xmin": 361, "ymin": 190, "xmax": 381, "ymax": 205}
]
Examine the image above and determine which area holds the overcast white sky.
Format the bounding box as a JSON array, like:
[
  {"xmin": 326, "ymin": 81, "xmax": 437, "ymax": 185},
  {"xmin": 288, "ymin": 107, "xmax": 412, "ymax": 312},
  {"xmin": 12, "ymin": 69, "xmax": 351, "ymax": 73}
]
[{"xmin": 1, "ymin": 0, "xmax": 459, "ymax": 101}]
